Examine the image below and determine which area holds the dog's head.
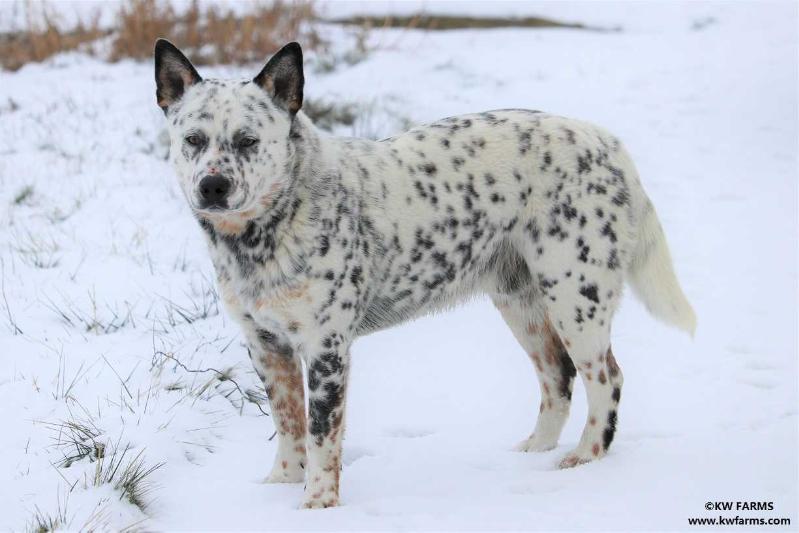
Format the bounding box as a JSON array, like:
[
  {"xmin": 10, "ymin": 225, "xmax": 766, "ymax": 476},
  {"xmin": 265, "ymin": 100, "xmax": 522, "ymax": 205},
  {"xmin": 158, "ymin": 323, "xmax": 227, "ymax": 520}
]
[{"xmin": 154, "ymin": 39, "xmax": 304, "ymax": 220}]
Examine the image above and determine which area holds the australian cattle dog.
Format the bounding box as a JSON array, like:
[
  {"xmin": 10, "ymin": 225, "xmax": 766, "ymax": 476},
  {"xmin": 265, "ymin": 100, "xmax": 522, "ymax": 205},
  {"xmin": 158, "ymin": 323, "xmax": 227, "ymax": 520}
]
[{"xmin": 154, "ymin": 39, "xmax": 695, "ymax": 508}]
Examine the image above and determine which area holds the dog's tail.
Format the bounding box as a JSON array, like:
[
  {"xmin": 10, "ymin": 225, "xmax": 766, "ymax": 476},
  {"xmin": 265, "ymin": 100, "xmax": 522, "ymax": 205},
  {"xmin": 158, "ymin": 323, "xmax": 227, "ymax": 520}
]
[{"xmin": 626, "ymin": 200, "xmax": 696, "ymax": 336}]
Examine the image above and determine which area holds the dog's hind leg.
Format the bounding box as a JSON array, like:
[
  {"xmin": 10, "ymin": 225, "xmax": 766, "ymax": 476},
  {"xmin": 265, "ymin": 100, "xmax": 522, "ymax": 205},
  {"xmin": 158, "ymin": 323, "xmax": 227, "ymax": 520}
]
[
  {"xmin": 538, "ymin": 270, "xmax": 625, "ymax": 468},
  {"xmin": 493, "ymin": 293, "xmax": 576, "ymax": 452}
]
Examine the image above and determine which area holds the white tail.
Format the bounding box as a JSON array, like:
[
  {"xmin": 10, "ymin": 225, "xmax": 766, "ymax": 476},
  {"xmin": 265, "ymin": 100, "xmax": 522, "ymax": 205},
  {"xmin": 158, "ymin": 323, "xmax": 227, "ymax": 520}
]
[{"xmin": 627, "ymin": 201, "xmax": 696, "ymax": 336}]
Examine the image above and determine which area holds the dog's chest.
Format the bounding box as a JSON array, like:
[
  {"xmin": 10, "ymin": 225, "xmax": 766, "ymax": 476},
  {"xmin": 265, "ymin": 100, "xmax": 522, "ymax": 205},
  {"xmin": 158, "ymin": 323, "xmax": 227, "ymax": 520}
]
[{"xmin": 207, "ymin": 233, "xmax": 319, "ymax": 332}]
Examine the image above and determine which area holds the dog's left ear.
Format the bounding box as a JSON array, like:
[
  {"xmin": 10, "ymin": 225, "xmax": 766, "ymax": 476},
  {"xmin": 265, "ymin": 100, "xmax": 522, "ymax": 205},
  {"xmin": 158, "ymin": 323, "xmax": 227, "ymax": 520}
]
[
  {"xmin": 154, "ymin": 39, "xmax": 202, "ymax": 114},
  {"xmin": 253, "ymin": 42, "xmax": 304, "ymax": 115}
]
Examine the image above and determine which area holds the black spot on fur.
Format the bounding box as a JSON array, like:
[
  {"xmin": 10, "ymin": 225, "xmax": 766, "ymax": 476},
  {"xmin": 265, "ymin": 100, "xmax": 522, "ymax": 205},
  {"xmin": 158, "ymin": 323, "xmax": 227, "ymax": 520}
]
[
  {"xmin": 603, "ymin": 410, "xmax": 618, "ymax": 450},
  {"xmin": 607, "ymin": 249, "xmax": 620, "ymax": 270},
  {"xmin": 611, "ymin": 189, "xmax": 629, "ymax": 206},
  {"xmin": 611, "ymin": 386, "xmax": 621, "ymax": 403},
  {"xmin": 579, "ymin": 283, "xmax": 600, "ymax": 303},
  {"xmin": 556, "ymin": 339, "xmax": 576, "ymax": 400},
  {"xmin": 601, "ymin": 221, "xmax": 617, "ymax": 243}
]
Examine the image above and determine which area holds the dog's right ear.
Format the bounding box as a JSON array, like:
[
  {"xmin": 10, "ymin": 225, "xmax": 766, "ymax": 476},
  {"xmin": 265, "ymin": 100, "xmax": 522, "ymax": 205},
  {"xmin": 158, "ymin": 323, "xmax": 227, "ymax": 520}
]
[{"xmin": 154, "ymin": 39, "xmax": 202, "ymax": 114}]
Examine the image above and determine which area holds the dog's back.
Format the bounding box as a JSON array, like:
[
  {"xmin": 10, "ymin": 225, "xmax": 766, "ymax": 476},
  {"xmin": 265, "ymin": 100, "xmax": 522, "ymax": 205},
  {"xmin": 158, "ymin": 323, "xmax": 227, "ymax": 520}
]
[{"xmin": 328, "ymin": 110, "xmax": 692, "ymax": 337}]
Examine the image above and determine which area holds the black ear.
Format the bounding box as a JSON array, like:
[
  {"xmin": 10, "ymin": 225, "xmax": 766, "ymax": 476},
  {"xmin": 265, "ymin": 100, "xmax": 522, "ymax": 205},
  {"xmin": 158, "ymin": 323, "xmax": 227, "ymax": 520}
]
[
  {"xmin": 154, "ymin": 39, "xmax": 202, "ymax": 113},
  {"xmin": 253, "ymin": 42, "xmax": 304, "ymax": 115}
]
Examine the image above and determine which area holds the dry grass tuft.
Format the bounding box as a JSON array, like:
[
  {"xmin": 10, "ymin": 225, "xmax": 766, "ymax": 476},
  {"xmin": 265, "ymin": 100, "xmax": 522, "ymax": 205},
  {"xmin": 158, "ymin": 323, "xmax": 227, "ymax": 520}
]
[
  {"xmin": 303, "ymin": 100, "xmax": 359, "ymax": 131},
  {"xmin": 1, "ymin": 0, "xmax": 322, "ymax": 71},
  {"xmin": 331, "ymin": 13, "xmax": 611, "ymax": 32},
  {"xmin": 109, "ymin": 0, "xmax": 176, "ymax": 62},
  {"xmin": 110, "ymin": 0, "xmax": 321, "ymax": 65},
  {"xmin": 0, "ymin": 4, "xmax": 105, "ymax": 71},
  {"xmin": 91, "ymin": 440, "xmax": 164, "ymax": 512},
  {"xmin": 201, "ymin": 1, "xmax": 322, "ymax": 64},
  {"xmin": 26, "ymin": 504, "xmax": 68, "ymax": 533},
  {"xmin": 44, "ymin": 417, "xmax": 104, "ymax": 468}
]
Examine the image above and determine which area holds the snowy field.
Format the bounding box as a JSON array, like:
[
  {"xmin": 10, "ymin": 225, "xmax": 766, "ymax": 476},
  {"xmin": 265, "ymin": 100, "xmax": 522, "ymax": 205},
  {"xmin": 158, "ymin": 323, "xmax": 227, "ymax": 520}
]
[{"xmin": 0, "ymin": 1, "xmax": 797, "ymax": 530}]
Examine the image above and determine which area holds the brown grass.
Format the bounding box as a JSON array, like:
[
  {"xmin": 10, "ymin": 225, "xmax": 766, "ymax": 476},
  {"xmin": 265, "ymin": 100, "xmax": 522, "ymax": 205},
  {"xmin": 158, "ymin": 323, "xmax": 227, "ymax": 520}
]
[
  {"xmin": 0, "ymin": 2, "xmax": 611, "ymax": 72},
  {"xmin": 110, "ymin": 0, "xmax": 321, "ymax": 65},
  {"xmin": 0, "ymin": 0, "xmax": 322, "ymax": 71},
  {"xmin": 332, "ymin": 13, "xmax": 619, "ymax": 32},
  {"xmin": 109, "ymin": 0, "xmax": 176, "ymax": 63},
  {"xmin": 0, "ymin": 4, "xmax": 106, "ymax": 71}
]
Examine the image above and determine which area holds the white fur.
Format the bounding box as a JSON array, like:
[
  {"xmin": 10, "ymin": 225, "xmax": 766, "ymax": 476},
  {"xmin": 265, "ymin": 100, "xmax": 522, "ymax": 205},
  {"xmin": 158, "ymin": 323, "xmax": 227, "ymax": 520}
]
[{"xmin": 627, "ymin": 202, "xmax": 697, "ymax": 336}]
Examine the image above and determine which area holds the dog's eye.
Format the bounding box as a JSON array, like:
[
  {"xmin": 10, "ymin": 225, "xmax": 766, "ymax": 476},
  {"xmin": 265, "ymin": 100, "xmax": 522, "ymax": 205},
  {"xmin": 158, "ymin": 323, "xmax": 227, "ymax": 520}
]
[
  {"xmin": 237, "ymin": 137, "xmax": 258, "ymax": 149},
  {"xmin": 185, "ymin": 134, "xmax": 204, "ymax": 147}
]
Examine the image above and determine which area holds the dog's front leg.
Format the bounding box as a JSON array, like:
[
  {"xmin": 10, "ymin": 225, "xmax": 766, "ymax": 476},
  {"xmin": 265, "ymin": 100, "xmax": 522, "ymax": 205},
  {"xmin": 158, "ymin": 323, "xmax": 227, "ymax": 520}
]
[
  {"xmin": 248, "ymin": 333, "xmax": 307, "ymax": 484},
  {"xmin": 301, "ymin": 334, "xmax": 351, "ymax": 509}
]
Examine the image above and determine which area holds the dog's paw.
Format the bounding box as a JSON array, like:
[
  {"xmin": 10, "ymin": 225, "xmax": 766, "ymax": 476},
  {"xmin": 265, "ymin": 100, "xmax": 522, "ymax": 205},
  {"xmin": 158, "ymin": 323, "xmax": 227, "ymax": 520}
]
[
  {"xmin": 558, "ymin": 453, "xmax": 591, "ymax": 469},
  {"xmin": 300, "ymin": 494, "xmax": 339, "ymax": 509},
  {"xmin": 558, "ymin": 444, "xmax": 603, "ymax": 469},
  {"xmin": 300, "ymin": 478, "xmax": 340, "ymax": 509},
  {"xmin": 515, "ymin": 434, "xmax": 557, "ymax": 453}
]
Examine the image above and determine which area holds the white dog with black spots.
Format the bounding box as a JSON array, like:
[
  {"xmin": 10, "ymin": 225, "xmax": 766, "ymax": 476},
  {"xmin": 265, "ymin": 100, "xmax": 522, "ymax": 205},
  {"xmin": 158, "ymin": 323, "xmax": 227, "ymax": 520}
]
[{"xmin": 155, "ymin": 40, "xmax": 695, "ymax": 509}]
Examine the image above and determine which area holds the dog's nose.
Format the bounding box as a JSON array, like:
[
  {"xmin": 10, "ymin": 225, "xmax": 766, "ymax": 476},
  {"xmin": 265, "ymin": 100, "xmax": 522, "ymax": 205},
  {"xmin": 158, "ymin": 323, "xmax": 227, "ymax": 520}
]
[{"xmin": 198, "ymin": 175, "xmax": 231, "ymax": 208}]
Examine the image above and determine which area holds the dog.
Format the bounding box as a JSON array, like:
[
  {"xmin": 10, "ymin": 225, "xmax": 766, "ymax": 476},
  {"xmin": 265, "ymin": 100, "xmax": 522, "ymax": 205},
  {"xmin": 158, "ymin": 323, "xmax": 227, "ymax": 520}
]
[{"xmin": 155, "ymin": 39, "xmax": 695, "ymax": 509}]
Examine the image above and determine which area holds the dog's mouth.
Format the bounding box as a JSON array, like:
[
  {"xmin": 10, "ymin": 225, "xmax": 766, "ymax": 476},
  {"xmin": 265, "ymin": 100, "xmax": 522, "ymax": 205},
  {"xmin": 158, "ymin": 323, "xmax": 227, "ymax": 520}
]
[
  {"xmin": 191, "ymin": 184, "xmax": 285, "ymax": 230},
  {"xmin": 194, "ymin": 205, "xmax": 230, "ymax": 214},
  {"xmin": 191, "ymin": 195, "xmax": 248, "ymax": 216}
]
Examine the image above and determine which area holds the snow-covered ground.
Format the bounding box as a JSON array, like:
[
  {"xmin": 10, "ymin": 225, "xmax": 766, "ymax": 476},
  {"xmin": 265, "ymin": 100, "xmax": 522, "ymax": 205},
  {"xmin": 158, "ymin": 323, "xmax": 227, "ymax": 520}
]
[{"xmin": 0, "ymin": 1, "xmax": 796, "ymax": 530}]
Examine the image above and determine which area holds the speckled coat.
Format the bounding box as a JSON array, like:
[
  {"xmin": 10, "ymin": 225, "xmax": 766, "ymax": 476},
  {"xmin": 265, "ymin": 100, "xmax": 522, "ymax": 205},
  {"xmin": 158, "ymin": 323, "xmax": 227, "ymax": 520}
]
[{"xmin": 155, "ymin": 40, "xmax": 695, "ymax": 509}]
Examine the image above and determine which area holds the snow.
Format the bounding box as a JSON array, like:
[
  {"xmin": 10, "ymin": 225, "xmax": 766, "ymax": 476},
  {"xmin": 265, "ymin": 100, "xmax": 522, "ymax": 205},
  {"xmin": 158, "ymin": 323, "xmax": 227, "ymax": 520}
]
[{"xmin": 0, "ymin": 1, "xmax": 796, "ymax": 530}]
